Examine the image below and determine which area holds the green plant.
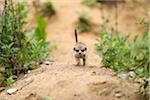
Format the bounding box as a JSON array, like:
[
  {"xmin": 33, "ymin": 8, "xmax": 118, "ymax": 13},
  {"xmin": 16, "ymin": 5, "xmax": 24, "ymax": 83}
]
[
  {"xmin": 82, "ymin": 0, "xmax": 97, "ymax": 7},
  {"xmin": 42, "ymin": 0, "xmax": 55, "ymax": 16},
  {"xmin": 96, "ymin": 32, "xmax": 150, "ymax": 99},
  {"xmin": 96, "ymin": 32, "xmax": 131, "ymax": 72},
  {"xmin": 33, "ymin": 0, "xmax": 55, "ymax": 17},
  {"xmin": 34, "ymin": 16, "xmax": 47, "ymax": 41},
  {"xmin": 0, "ymin": 0, "xmax": 49, "ymax": 87},
  {"xmin": 130, "ymin": 33, "xmax": 149, "ymax": 78},
  {"xmin": 82, "ymin": 0, "xmax": 100, "ymax": 7},
  {"xmin": 96, "ymin": 19, "xmax": 150, "ymax": 99},
  {"xmin": 77, "ymin": 11, "xmax": 91, "ymax": 32},
  {"xmin": 6, "ymin": 76, "xmax": 15, "ymax": 86},
  {"xmin": 0, "ymin": 0, "xmax": 28, "ymax": 82},
  {"xmin": 26, "ymin": 16, "xmax": 49, "ymax": 67}
]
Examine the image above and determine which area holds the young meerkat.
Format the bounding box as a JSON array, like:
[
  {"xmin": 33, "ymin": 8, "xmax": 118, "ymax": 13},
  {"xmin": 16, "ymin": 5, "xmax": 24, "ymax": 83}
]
[{"xmin": 73, "ymin": 29, "xmax": 87, "ymax": 66}]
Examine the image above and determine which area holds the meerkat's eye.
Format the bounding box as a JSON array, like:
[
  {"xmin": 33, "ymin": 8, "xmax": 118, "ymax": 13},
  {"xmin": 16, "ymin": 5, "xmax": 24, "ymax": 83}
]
[
  {"xmin": 81, "ymin": 50, "xmax": 85, "ymax": 52},
  {"xmin": 76, "ymin": 50, "xmax": 79, "ymax": 52}
]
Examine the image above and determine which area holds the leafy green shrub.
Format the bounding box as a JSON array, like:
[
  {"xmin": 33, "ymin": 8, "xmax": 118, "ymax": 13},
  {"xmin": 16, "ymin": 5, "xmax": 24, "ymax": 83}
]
[
  {"xmin": 96, "ymin": 32, "xmax": 131, "ymax": 72},
  {"xmin": 0, "ymin": 0, "xmax": 49, "ymax": 87},
  {"xmin": 130, "ymin": 33, "xmax": 149, "ymax": 78},
  {"xmin": 33, "ymin": 0, "xmax": 55, "ymax": 17},
  {"xmin": 96, "ymin": 31, "xmax": 149, "ymax": 75},
  {"xmin": 96, "ymin": 27, "xmax": 150, "ymax": 99},
  {"xmin": 77, "ymin": 11, "xmax": 91, "ymax": 32}
]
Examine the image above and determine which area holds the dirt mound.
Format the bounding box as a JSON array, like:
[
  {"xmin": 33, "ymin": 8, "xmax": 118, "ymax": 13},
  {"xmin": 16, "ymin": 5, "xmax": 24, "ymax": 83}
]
[{"xmin": 0, "ymin": 63, "xmax": 141, "ymax": 100}]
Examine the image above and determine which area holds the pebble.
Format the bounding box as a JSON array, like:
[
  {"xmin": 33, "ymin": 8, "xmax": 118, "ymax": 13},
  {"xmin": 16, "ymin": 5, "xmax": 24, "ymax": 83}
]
[
  {"xmin": 7, "ymin": 88, "xmax": 18, "ymax": 95},
  {"xmin": 28, "ymin": 70, "xmax": 31, "ymax": 74},
  {"xmin": 25, "ymin": 77, "xmax": 33, "ymax": 83},
  {"xmin": 118, "ymin": 73, "xmax": 127, "ymax": 80},
  {"xmin": 114, "ymin": 92, "xmax": 123, "ymax": 98},
  {"xmin": 24, "ymin": 74, "xmax": 28, "ymax": 78},
  {"xmin": 43, "ymin": 61, "xmax": 53, "ymax": 65},
  {"xmin": 129, "ymin": 71, "xmax": 136, "ymax": 78},
  {"xmin": 114, "ymin": 90, "xmax": 123, "ymax": 98}
]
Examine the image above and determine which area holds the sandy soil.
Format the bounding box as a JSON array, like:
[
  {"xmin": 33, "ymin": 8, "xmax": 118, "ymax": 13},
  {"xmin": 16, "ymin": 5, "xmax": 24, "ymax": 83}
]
[{"xmin": 0, "ymin": 0, "xmax": 147, "ymax": 100}]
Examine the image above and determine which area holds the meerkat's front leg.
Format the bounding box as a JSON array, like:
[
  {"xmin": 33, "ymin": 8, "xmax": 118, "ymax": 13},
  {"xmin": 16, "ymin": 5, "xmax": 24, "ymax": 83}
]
[
  {"xmin": 83, "ymin": 57, "xmax": 86, "ymax": 66},
  {"xmin": 75, "ymin": 57, "xmax": 80, "ymax": 66}
]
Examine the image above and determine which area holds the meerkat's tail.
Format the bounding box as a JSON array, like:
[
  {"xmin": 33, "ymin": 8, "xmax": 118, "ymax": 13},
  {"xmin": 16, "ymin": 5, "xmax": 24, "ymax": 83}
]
[{"xmin": 75, "ymin": 29, "xmax": 78, "ymax": 43}]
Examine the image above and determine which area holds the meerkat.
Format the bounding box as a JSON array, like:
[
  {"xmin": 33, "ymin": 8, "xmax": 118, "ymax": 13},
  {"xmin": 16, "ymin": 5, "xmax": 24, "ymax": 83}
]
[{"xmin": 73, "ymin": 29, "xmax": 87, "ymax": 66}]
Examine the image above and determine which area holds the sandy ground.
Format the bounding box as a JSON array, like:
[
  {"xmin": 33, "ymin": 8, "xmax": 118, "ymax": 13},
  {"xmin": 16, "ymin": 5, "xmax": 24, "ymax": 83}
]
[{"xmin": 0, "ymin": 0, "xmax": 148, "ymax": 100}]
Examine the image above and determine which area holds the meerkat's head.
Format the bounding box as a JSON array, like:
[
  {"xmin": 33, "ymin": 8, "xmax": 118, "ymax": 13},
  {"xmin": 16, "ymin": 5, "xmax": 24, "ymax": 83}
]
[{"xmin": 73, "ymin": 42, "xmax": 87, "ymax": 57}]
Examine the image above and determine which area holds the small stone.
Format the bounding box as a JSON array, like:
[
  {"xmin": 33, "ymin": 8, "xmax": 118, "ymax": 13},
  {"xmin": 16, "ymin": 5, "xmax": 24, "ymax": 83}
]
[
  {"xmin": 24, "ymin": 74, "xmax": 28, "ymax": 78},
  {"xmin": 43, "ymin": 61, "xmax": 53, "ymax": 65},
  {"xmin": 28, "ymin": 70, "xmax": 31, "ymax": 74},
  {"xmin": 114, "ymin": 90, "xmax": 123, "ymax": 98},
  {"xmin": 115, "ymin": 93, "xmax": 122, "ymax": 98},
  {"xmin": 129, "ymin": 71, "xmax": 136, "ymax": 78},
  {"xmin": 7, "ymin": 88, "xmax": 17, "ymax": 95},
  {"xmin": 25, "ymin": 77, "xmax": 33, "ymax": 83},
  {"xmin": 118, "ymin": 73, "xmax": 127, "ymax": 80}
]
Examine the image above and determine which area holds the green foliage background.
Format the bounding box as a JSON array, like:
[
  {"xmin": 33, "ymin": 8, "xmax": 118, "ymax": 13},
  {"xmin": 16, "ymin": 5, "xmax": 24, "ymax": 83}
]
[
  {"xmin": 96, "ymin": 19, "xmax": 150, "ymax": 98},
  {"xmin": 0, "ymin": 0, "xmax": 49, "ymax": 87}
]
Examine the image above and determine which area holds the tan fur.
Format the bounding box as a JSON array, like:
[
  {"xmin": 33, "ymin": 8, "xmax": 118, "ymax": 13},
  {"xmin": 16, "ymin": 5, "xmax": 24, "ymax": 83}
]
[{"xmin": 73, "ymin": 30, "xmax": 87, "ymax": 66}]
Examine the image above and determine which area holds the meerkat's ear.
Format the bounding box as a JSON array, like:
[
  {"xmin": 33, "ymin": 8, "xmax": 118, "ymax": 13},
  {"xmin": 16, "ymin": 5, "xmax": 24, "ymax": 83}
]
[
  {"xmin": 85, "ymin": 47, "xmax": 87, "ymax": 51},
  {"xmin": 73, "ymin": 47, "xmax": 76, "ymax": 51}
]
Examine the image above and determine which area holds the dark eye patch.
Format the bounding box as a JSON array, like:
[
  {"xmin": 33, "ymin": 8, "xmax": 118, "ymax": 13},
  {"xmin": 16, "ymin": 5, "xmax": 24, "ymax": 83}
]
[
  {"xmin": 81, "ymin": 47, "xmax": 87, "ymax": 52},
  {"xmin": 76, "ymin": 50, "xmax": 79, "ymax": 52},
  {"xmin": 81, "ymin": 50, "xmax": 85, "ymax": 52},
  {"xmin": 73, "ymin": 48, "xmax": 79, "ymax": 52}
]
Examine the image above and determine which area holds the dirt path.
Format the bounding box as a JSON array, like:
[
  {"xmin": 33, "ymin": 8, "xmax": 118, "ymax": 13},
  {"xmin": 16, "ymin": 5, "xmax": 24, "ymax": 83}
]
[{"xmin": 0, "ymin": 0, "xmax": 142, "ymax": 100}]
